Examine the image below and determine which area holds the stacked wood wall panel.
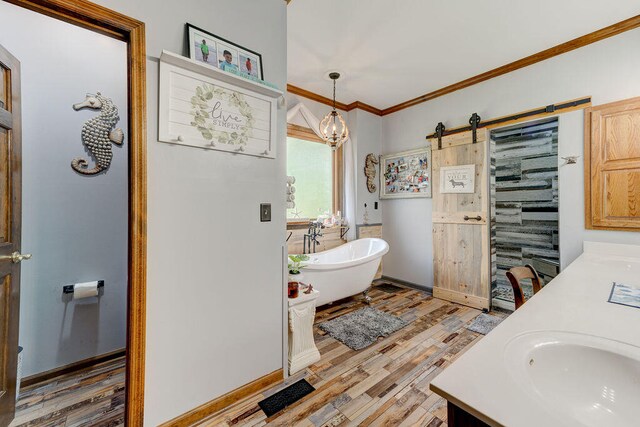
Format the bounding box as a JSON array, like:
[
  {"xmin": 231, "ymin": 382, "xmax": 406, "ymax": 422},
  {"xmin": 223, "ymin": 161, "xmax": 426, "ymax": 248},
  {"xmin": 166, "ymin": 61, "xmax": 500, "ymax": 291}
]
[{"xmin": 491, "ymin": 120, "xmax": 559, "ymax": 307}]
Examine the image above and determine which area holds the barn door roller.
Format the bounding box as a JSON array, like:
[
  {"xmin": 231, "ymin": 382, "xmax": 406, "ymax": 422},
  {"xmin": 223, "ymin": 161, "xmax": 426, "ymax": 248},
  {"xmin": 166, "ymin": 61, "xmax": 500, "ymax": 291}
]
[
  {"xmin": 435, "ymin": 122, "xmax": 446, "ymax": 150},
  {"xmin": 469, "ymin": 113, "xmax": 481, "ymax": 144}
]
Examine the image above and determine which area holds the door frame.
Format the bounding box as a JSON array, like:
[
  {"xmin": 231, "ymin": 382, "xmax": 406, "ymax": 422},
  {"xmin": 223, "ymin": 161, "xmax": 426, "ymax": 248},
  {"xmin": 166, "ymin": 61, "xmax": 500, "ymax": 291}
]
[{"xmin": 1, "ymin": 0, "xmax": 147, "ymax": 425}]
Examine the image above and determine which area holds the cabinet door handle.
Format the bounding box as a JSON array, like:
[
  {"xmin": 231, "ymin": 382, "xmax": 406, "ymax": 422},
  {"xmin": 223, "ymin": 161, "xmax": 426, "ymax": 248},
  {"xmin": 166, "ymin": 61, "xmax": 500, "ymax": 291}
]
[{"xmin": 463, "ymin": 215, "xmax": 482, "ymax": 221}]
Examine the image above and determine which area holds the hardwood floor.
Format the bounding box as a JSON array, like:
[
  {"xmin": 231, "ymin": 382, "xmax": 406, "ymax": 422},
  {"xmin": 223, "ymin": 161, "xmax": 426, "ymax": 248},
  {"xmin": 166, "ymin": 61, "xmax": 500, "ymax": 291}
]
[
  {"xmin": 10, "ymin": 357, "xmax": 125, "ymax": 427},
  {"xmin": 194, "ymin": 283, "xmax": 497, "ymax": 427},
  {"xmin": 10, "ymin": 283, "xmax": 501, "ymax": 427}
]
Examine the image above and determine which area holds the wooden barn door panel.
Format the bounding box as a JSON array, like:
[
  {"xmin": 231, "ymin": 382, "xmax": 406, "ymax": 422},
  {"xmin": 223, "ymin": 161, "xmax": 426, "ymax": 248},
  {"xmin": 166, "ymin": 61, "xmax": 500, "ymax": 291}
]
[{"xmin": 432, "ymin": 130, "xmax": 490, "ymax": 310}]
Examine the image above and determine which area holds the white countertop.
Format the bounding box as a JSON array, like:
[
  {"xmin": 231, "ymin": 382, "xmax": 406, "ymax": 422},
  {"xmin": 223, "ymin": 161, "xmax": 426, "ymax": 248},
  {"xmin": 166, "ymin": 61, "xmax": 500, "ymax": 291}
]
[
  {"xmin": 288, "ymin": 287, "xmax": 319, "ymax": 307},
  {"xmin": 430, "ymin": 241, "xmax": 640, "ymax": 427}
]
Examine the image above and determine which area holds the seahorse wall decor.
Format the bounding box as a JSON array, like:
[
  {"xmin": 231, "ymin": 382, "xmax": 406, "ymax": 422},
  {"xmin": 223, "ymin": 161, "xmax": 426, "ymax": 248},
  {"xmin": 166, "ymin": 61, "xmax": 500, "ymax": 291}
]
[
  {"xmin": 364, "ymin": 153, "xmax": 379, "ymax": 193},
  {"xmin": 71, "ymin": 92, "xmax": 124, "ymax": 175}
]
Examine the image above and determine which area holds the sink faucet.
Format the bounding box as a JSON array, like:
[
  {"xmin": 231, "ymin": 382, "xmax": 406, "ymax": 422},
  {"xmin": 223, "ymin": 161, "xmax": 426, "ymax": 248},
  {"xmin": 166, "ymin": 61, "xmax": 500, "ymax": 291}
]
[{"xmin": 303, "ymin": 221, "xmax": 323, "ymax": 254}]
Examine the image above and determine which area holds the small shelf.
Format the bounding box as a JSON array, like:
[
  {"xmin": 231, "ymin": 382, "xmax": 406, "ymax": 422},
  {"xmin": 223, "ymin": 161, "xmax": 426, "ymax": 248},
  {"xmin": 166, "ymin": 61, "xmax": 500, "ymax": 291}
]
[{"xmin": 159, "ymin": 50, "xmax": 283, "ymax": 99}]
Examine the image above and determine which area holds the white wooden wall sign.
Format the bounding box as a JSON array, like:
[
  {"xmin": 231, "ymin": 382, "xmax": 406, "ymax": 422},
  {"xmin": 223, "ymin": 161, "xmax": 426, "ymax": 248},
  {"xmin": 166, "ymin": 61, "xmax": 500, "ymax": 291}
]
[
  {"xmin": 159, "ymin": 50, "xmax": 282, "ymax": 158},
  {"xmin": 440, "ymin": 164, "xmax": 475, "ymax": 194}
]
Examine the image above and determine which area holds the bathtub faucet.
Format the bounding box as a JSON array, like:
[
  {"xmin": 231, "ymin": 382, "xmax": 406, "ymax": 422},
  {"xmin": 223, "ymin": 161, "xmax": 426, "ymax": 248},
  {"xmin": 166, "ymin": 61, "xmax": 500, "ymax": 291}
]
[{"xmin": 303, "ymin": 221, "xmax": 324, "ymax": 254}]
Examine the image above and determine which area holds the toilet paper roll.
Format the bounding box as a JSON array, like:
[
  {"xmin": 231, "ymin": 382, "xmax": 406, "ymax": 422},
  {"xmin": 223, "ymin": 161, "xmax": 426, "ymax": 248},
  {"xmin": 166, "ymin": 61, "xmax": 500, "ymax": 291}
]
[{"xmin": 73, "ymin": 281, "xmax": 99, "ymax": 300}]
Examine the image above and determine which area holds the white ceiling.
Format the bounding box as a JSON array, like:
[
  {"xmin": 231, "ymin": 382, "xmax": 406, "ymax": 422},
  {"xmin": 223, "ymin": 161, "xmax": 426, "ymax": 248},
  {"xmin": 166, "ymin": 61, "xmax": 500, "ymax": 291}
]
[{"xmin": 287, "ymin": 0, "xmax": 640, "ymax": 109}]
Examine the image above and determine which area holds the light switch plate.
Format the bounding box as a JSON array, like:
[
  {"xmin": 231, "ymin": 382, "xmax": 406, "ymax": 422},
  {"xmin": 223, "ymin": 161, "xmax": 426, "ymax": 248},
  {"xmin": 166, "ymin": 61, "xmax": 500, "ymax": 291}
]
[{"xmin": 260, "ymin": 203, "xmax": 271, "ymax": 222}]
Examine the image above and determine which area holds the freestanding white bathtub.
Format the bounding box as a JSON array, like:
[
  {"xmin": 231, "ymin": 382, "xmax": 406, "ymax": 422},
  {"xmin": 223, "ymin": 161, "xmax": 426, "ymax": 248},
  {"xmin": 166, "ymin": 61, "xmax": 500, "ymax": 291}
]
[{"xmin": 301, "ymin": 238, "xmax": 389, "ymax": 307}]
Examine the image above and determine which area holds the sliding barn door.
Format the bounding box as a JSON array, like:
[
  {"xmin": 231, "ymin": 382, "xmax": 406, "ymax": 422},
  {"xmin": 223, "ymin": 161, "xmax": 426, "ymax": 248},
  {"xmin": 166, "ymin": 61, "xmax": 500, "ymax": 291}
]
[{"xmin": 431, "ymin": 130, "xmax": 490, "ymax": 310}]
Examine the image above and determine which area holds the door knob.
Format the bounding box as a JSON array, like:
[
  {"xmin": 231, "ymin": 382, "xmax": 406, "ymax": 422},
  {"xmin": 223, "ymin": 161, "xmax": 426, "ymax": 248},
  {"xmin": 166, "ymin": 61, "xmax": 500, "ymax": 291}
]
[
  {"xmin": 0, "ymin": 251, "xmax": 32, "ymax": 263},
  {"xmin": 463, "ymin": 215, "xmax": 482, "ymax": 221}
]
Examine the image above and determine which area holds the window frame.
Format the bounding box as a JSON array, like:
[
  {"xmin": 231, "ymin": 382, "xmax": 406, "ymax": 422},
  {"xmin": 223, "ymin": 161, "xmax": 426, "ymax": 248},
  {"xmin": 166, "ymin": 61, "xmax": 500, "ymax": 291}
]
[{"xmin": 286, "ymin": 123, "xmax": 343, "ymax": 224}]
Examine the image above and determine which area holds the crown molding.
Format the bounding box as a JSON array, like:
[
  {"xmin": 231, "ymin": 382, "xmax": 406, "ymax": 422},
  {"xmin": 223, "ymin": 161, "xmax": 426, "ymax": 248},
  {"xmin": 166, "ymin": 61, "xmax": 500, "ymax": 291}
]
[
  {"xmin": 381, "ymin": 14, "xmax": 640, "ymax": 116},
  {"xmin": 288, "ymin": 14, "xmax": 640, "ymax": 117},
  {"xmin": 346, "ymin": 101, "xmax": 383, "ymax": 116},
  {"xmin": 287, "ymin": 84, "xmax": 350, "ymax": 111},
  {"xmin": 287, "ymin": 84, "xmax": 382, "ymax": 115}
]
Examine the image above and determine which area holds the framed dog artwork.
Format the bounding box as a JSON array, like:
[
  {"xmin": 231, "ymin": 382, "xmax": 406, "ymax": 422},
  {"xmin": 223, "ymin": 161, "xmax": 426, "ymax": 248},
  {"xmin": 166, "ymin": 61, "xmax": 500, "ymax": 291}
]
[{"xmin": 439, "ymin": 164, "xmax": 475, "ymax": 194}]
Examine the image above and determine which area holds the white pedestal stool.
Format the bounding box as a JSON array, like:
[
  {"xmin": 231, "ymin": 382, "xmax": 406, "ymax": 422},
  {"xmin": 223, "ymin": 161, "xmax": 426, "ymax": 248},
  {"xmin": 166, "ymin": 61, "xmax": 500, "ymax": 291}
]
[{"xmin": 288, "ymin": 289, "xmax": 321, "ymax": 375}]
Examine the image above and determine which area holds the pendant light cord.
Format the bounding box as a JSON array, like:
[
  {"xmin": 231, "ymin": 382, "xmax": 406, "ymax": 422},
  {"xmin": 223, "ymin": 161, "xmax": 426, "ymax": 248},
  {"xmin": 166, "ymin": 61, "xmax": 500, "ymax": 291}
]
[{"xmin": 332, "ymin": 78, "xmax": 336, "ymax": 110}]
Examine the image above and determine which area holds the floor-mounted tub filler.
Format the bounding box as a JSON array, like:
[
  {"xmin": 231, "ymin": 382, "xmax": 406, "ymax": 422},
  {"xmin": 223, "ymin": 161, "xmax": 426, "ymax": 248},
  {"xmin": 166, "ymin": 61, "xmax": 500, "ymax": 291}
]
[{"xmin": 302, "ymin": 238, "xmax": 389, "ymax": 307}]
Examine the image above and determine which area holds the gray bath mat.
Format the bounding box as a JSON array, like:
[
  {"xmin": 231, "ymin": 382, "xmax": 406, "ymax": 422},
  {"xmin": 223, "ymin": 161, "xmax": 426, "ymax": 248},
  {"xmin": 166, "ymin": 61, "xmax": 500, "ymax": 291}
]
[
  {"xmin": 466, "ymin": 313, "xmax": 503, "ymax": 335},
  {"xmin": 318, "ymin": 307, "xmax": 409, "ymax": 350}
]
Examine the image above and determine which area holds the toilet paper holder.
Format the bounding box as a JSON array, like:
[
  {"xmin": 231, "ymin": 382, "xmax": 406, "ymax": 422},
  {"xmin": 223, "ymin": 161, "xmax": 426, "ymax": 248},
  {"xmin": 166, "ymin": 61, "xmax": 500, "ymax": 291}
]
[{"xmin": 63, "ymin": 280, "xmax": 105, "ymax": 294}]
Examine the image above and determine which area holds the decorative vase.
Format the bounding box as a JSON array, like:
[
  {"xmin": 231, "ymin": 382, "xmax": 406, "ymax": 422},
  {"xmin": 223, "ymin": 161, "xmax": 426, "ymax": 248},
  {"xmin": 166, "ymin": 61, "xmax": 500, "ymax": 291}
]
[{"xmin": 288, "ymin": 272, "xmax": 303, "ymax": 299}]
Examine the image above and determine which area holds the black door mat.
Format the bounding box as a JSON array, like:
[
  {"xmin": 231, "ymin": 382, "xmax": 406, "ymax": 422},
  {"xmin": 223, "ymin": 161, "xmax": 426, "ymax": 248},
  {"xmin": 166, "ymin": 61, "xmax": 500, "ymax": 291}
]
[
  {"xmin": 257, "ymin": 379, "xmax": 315, "ymax": 417},
  {"xmin": 375, "ymin": 282, "xmax": 404, "ymax": 293}
]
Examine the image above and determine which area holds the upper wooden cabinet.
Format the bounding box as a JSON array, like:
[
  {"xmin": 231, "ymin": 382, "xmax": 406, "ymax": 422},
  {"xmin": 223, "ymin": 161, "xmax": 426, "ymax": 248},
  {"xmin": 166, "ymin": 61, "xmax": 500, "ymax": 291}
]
[{"xmin": 585, "ymin": 97, "xmax": 640, "ymax": 231}]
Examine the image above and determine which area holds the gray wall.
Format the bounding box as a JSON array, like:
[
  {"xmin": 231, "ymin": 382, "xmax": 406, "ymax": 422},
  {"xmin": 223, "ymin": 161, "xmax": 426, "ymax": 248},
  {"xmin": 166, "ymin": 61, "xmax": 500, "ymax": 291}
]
[
  {"xmin": 0, "ymin": 2, "xmax": 129, "ymax": 377},
  {"xmin": 89, "ymin": 1, "xmax": 287, "ymax": 425},
  {"xmin": 350, "ymin": 109, "xmax": 383, "ymax": 225},
  {"xmin": 381, "ymin": 28, "xmax": 640, "ymax": 289}
]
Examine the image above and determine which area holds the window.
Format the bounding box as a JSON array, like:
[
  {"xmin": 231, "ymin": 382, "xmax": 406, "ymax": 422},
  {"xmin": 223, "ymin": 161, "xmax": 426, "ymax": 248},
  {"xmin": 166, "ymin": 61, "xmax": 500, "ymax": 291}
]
[{"xmin": 287, "ymin": 124, "xmax": 342, "ymax": 221}]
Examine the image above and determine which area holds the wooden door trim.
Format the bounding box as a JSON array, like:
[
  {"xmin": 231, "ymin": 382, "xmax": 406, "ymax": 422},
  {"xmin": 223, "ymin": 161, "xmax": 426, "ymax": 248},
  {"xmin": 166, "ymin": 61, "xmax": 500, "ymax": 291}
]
[
  {"xmin": 2, "ymin": 1, "xmax": 148, "ymax": 425},
  {"xmin": 584, "ymin": 106, "xmax": 594, "ymax": 229},
  {"xmin": 0, "ymin": 109, "xmax": 11, "ymax": 129}
]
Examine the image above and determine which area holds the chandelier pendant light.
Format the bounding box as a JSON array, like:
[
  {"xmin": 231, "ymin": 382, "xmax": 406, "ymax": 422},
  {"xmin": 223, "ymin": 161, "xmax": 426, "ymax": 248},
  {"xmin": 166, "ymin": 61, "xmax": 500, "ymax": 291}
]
[{"xmin": 319, "ymin": 72, "xmax": 349, "ymax": 150}]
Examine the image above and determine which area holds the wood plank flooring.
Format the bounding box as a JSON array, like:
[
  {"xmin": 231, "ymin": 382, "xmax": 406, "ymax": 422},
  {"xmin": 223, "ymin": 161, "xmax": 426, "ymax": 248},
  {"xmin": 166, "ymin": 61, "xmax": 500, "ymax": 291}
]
[
  {"xmin": 194, "ymin": 283, "xmax": 498, "ymax": 427},
  {"xmin": 10, "ymin": 357, "xmax": 125, "ymax": 427},
  {"xmin": 10, "ymin": 283, "xmax": 503, "ymax": 426}
]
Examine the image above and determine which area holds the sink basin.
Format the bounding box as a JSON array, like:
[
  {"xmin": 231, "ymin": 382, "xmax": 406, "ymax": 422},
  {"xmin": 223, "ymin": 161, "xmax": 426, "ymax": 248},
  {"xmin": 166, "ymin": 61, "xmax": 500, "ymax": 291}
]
[{"xmin": 504, "ymin": 331, "xmax": 640, "ymax": 427}]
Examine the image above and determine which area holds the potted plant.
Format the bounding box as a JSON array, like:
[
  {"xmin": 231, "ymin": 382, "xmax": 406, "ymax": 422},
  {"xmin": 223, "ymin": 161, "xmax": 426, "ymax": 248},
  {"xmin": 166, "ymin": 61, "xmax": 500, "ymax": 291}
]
[{"xmin": 287, "ymin": 254, "xmax": 309, "ymax": 299}]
